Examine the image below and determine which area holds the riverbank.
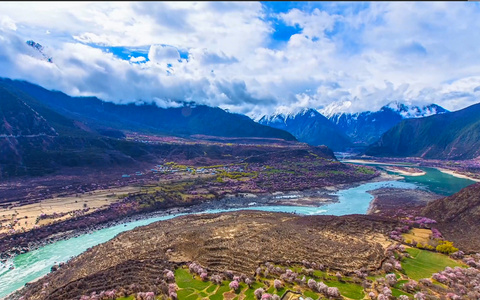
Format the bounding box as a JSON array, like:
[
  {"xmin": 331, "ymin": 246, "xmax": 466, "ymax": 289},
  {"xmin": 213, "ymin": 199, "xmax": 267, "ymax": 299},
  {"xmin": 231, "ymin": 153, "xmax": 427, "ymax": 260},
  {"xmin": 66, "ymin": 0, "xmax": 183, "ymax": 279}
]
[
  {"xmin": 0, "ymin": 171, "xmax": 396, "ymax": 263},
  {"xmin": 342, "ymin": 159, "xmax": 418, "ymax": 167},
  {"xmin": 0, "ymin": 186, "xmax": 336, "ymax": 263},
  {"xmin": 383, "ymin": 166, "xmax": 426, "ymax": 176},
  {"xmin": 344, "ymin": 156, "xmax": 480, "ymax": 182},
  {"xmin": 436, "ymin": 167, "xmax": 480, "ymax": 182},
  {"xmin": 367, "ymin": 188, "xmax": 443, "ymax": 217}
]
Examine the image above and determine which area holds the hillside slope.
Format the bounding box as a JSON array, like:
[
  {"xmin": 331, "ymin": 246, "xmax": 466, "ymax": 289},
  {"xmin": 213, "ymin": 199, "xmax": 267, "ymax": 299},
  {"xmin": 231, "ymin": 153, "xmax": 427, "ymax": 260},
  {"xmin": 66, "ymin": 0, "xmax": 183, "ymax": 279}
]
[
  {"xmin": 11, "ymin": 211, "xmax": 397, "ymax": 300},
  {"xmin": 328, "ymin": 103, "xmax": 448, "ymax": 146},
  {"xmin": 423, "ymin": 182, "xmax": 480, "ymax": 252},
  {"xmin": 0, "ymin": 78, "xmax": 296, "ymax": 141},
  {"xmin": 258, "ymin": 109, "xmax": 352, "ymax": 150},
  {"xmin": 365, "ymin": 102, "xmax": 480, "ymax": 159}
]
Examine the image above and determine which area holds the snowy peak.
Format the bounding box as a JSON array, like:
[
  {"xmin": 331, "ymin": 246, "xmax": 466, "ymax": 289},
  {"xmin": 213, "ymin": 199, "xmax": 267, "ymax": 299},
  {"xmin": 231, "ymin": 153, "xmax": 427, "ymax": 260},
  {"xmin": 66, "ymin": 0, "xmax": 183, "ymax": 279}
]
[
  {"xmin": 258, "ymin": 108, "xmax": 320, "ymax": 124},
  {"xmin": 26, "ymin": 40, "xmax": 53, "ymax": 63},
  {"xmin": 319, "ymin": 101, "xmax": 353, "ymax": 119}
]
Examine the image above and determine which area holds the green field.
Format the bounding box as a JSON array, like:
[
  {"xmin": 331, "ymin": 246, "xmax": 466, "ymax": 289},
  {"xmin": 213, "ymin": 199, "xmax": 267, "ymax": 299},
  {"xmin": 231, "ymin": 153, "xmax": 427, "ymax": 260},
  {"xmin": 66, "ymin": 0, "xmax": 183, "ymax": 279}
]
[
  {"xmin": 401, "ymin": 247, "xmax": 464, "ymax": 281},
  {"xmin": 116, "ymin": 254, "xmax": 463, "ymax": 300}
]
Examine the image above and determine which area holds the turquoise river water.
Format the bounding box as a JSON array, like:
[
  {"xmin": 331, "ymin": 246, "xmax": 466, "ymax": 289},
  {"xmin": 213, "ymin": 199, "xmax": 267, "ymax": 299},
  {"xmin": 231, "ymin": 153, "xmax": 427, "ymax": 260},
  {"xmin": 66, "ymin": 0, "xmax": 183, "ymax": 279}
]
[{"xmin": 0, "ymin": 166, "xmax": 475, "ymax": 298}]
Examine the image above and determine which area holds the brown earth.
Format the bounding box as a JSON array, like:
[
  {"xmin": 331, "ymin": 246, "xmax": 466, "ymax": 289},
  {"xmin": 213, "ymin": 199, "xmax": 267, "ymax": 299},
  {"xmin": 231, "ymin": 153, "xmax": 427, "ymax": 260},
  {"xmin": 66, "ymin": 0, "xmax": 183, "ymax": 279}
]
[
  {"xmin": 423, "ymin": 182, "xmax": 480, "ymax": 253},
  {"xmin": 367, "ymin": 188, "xmax": 442, "ymax": 217},
  {"xmin": 11, "ymin": 211, "xmax": 399, "ymax": 300}
]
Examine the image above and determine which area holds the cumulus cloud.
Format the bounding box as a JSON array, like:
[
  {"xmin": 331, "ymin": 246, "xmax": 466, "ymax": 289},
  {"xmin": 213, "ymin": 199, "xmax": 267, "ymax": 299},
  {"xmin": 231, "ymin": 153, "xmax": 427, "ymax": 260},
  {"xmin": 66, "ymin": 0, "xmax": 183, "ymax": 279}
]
[
  {"xmin": 0, "ymin": 2, "xmax": 479, "ymax": 117},
  {"xmin": 129, "ymin": 56, "xmax": 146, "ymax": 63},
  {"xmin": 148, "ymin": 45, "xmax": 180, "ymax": 64}
]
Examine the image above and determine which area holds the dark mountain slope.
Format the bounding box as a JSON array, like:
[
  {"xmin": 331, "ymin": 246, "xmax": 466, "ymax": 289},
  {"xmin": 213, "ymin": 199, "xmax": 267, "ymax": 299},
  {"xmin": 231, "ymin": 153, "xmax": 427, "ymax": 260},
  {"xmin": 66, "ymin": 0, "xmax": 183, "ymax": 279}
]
[
  {"xmin": 258, "ymin": 109, "xmax": 352, "ymax": 150},
  {"xmin": 328, "ymin": 103, "xmax": 448, "ymax": 146},
  {"xmin": 423, "ymin": 182, "xmax": 480, "ymax": 252},
  {"xmin": 0, "ymin": 78, "xmax": 296, "ymax": 141},
  {"xmin": 365, "ymin": 102, "xmax": 480, "ymax": 160},
  {"xmin": 0, "ymin": 86, "xmax": 57, "ymax": 136}
]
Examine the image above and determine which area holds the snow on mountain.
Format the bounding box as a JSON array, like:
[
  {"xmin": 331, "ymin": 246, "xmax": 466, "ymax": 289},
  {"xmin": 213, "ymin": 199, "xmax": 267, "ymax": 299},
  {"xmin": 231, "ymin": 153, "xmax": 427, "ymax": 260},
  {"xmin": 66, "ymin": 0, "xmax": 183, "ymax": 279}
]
[
  {"xmin": 258, "ymin": 101, "xmax": 449, "ymax": 148},
  {"xmin": 384, "ymin": 101, "xmax": 448, "ymax": 118},
  {"xmin": 258, "ymin": 107, "xmax": 319, "ymax": 124},
  {"xmin": 257, "ymin": 108, "xmax": 352, "ymax": 151},
  {"xmin": 319, "ymin": 101, "xmax": 353, "ymax": 119},
  {"xmin": 328, "ymin": 102, "xmax": 449, "ymax": 146},
  {"xmin": 25, "ymin": 40, "xmax": 53, "ymax": 63}
]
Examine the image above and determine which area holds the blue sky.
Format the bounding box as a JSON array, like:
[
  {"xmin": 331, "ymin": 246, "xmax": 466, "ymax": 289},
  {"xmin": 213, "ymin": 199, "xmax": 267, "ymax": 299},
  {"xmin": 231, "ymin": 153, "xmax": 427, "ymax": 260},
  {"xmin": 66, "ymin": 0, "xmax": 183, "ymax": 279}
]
[{"xmin": 0, "ymin": 2, "xmax": 480, "ymax": 117}]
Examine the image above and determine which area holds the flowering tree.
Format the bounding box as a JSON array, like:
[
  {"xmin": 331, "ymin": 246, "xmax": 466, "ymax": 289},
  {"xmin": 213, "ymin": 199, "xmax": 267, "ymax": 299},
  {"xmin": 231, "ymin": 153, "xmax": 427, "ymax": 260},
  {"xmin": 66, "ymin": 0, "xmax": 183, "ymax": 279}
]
[
  {"xmin": 385, "ymin": 273, "xmax": 397, "ymax": 286},
  {"xmin": 104, "ymin": 290, "xmax": 116, "ymax": 299},
  {"xmin": 335, "ymin": 272, "xmax": 342, "ymax": 281},
  {"xmin": 307, "ymin": 279, "xmax": 317, "ymax": 290},
  {"xmin": 382, "ymin": 287, "xmax": 392, "ymax": 297},
  {"xmin": 273, "ymin": 279, "xmax": 283, "ymax": 290},
  {"xmin": 326, "ymin": 287, "xmax": 340, "ymax": 298},
  {"xmin": 377, "ymin": 294, "xmax": 387, "ymax": 300},
  {"xmin": 168, "ymin": 283, "xmax": 177, "ymax": 298},
  {"xmin": 414, "ymin": 292, "xmax": 426, "ymax": 300},
  {"xmin": 382, "ymin": 262, "xmax": 393, "ymax": 272},
  {"xmin": 229, "ymin": 280, "xmax": 240, "ymax": 291},
  {"xmin": 254, "ymin": 288, "xmax": 265, "ymax": 299},
  {"xmin": 317, "ymin": 282, "xmax": 328, "ymax": 294},
  {"xmin": 211, "ymin": 274, "xmax": 223, "ymax": 285},
  {"xmin": 165, "ymin": 270, "xmax": 175, "ymax": 282}
]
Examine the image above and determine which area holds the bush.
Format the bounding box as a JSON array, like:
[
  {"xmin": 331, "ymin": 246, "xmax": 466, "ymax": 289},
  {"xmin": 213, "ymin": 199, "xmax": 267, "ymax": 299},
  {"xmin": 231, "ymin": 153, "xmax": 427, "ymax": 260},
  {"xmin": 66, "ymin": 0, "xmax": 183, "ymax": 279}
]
[{"xmin": 436, "ymin": 240, "xmax": 459, "ymax": 255}]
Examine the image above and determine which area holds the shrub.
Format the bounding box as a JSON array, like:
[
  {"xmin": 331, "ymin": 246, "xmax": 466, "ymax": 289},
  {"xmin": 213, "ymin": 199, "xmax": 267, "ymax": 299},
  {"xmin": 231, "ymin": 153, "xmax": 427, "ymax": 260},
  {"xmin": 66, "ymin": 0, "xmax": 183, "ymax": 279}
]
[{"xmin": 436, "ymin": 240, "xmax": 459, "ymax": 255}]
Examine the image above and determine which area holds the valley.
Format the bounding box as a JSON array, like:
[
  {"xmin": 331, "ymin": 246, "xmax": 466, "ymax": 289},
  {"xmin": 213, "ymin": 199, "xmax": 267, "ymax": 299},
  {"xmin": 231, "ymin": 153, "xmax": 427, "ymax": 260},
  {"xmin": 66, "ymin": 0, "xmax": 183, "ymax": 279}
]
[
  {"xmin": 0, "ymin": 156, "xmax": 477, "ymax": 299},
  {"xmin": 2, "ymin": 3, "xmax": 480, "ymax": 300}
]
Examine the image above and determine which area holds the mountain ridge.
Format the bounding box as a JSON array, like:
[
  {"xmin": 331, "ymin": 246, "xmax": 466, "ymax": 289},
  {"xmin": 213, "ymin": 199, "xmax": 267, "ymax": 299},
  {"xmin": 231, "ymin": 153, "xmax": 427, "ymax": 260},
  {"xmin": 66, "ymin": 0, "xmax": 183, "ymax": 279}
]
[
  {"xmin": 365, "ymin": 101, "xmax": 480, "ymax": 160},
  {"xmin": 258, "ymin": 108, "xmax": 352, "ymax": 151}
]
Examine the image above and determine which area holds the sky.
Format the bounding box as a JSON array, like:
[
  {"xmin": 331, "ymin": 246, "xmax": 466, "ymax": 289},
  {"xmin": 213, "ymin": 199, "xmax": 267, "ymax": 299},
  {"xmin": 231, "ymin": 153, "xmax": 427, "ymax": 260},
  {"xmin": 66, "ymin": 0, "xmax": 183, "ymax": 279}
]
[{"xmin": 0, "ymin": 1, "xmax": 480, "ymax": 118}]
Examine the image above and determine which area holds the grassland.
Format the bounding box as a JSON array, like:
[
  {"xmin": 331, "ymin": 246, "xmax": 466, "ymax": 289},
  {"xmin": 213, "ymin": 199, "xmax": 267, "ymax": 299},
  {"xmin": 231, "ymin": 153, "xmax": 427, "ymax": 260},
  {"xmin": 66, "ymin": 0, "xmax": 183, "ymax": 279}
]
[
  {"xmin": 401, "ymin": 247, "xmax": 465, "ymax": 281},
  {"xmin": 173, "ymin": 265, "xmax": 365, "ymax": 300}
]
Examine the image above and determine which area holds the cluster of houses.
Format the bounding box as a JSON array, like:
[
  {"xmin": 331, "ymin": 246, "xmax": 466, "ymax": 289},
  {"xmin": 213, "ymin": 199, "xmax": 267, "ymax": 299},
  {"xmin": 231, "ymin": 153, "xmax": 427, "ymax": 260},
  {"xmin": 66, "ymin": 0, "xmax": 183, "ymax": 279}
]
[{"xmin": 121, "ymin": 164, "xmax": 247, "ymax": 179}]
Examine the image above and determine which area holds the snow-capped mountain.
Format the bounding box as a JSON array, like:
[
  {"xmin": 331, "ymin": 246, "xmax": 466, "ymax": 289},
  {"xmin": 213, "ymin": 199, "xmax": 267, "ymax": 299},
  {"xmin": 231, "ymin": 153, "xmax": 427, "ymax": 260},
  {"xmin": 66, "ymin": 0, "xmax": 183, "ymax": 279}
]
[
  {"xmin": 25, "ymin": 40, "xmax": 53, "ymax": 63},
  {"xmin": 258, "ymin": 101, "xmax": 449, "ymax": 150},
  {"xmin": 384, "ymin": 101, "xmax": 448, "ymax": 118},
  {"xmin": 257, "ymin": 108, "xmax": 352, "ymax": 151},
  {"xmin": 329, "ymin": 102, "xmax": 449, "ymax": 146}
]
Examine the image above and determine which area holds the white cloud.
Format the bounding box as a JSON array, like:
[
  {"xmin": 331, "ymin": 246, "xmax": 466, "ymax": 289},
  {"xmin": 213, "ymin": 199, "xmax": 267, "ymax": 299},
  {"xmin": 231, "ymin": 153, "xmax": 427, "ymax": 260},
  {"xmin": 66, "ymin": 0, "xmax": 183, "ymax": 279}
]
[
  {"xmin": 129, "ymin": 56, "xmax": 146, "ymax": 63},
  {"xmin": 148, "ymin": 45, "xmax": 180, "ymax": 64},
  {"xmin": 0, "ymin": 2, "xmax": 479, "ymax": 117}
]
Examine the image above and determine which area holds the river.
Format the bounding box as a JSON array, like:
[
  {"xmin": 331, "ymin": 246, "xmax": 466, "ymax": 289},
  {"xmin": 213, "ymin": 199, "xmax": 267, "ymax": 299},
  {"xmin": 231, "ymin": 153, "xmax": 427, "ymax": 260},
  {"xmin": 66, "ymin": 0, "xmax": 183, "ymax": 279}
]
[{"xmin": 0, "ymin": 165, "xmax": 475, "ymax": 299}]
